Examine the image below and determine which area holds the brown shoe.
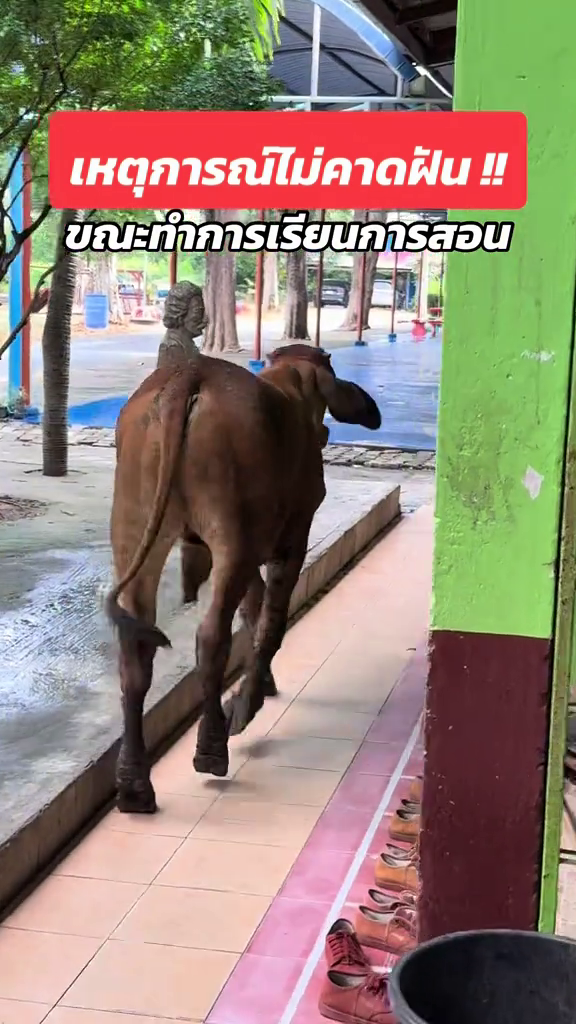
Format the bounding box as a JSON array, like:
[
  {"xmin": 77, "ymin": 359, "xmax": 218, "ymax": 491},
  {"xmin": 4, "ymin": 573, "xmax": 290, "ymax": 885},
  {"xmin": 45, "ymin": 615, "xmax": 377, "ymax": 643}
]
[
  {"xmin": 325, "ymin": 919, "xmax": 371, "ymax": 977},
  {"xmin": 408, "ymin": 776, "xmax": 423, "ymax": 802},
  {"xmin": 366, "ymin": 887, "xmax": 416, "ymax": 911},
  {"xmin": 374, "ymin": 852, "xmax": 419, "ymax": 894},
  {"xmin": 319, "ymin": 970, "xmax": 395, "ymax": 1023},
  {"xmin": 399, "ymin": 798, "xmax": 420, "ymax": 814},
  {"xmin": 383, "ymin": 842, "xmax": 418, "ymax": 863},
  {"xmin": 355, "ymin": 905, "xmax": 417, "ymax": 955},
  {"xmin": 388, "ymin": 807, "xmax": 420, "ymax": 843}
]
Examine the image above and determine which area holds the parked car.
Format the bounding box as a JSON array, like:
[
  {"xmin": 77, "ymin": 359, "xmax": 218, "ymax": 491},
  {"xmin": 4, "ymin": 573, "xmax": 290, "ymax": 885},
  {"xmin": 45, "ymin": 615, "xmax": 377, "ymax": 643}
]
[
  {"xmin": 315, "ymin": 279, "xmax": 350, "ymax": 307},
  {"xmin": 371, "ymin": 280, "xmax": 394, "ymax": 308}
]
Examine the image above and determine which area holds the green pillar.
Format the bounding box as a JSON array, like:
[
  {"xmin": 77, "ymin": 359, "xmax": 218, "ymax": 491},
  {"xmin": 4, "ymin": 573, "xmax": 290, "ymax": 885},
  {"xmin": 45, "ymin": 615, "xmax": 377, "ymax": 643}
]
[{"xmin": 419, "ymin": 0, "xmax": 576, "ymax": 938}]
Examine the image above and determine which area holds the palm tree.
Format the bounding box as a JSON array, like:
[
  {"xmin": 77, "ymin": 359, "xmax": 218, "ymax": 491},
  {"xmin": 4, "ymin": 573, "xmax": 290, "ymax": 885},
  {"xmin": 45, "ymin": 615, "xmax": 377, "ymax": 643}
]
[
  {"xmin": 42, "ymin": 209, "xmax": 80, "ymax": 476},
  {"xmin": 244, "ymin": 0, "xmax": 282, "ymax": 59}
]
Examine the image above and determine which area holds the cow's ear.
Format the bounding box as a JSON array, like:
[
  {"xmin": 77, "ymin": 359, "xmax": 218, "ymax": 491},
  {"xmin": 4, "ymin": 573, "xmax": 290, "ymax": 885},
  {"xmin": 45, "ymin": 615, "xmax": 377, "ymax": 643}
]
[{"xmin": 315, "ymin": 367, "xmax": 381, "ymax": 429}]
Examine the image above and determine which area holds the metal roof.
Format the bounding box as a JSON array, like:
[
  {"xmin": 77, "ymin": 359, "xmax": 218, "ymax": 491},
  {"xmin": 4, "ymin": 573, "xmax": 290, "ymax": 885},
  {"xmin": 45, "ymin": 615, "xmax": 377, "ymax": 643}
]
[{"xmin": 270, "ymin": 0, "xmax": 454, "ymax": 108}]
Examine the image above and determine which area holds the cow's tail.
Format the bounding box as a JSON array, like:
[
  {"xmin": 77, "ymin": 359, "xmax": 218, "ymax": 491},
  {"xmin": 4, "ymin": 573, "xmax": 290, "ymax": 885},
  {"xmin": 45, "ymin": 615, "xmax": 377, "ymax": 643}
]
[{"xmin": 106, "ymin": 364, "xmax": 202, "ymax": 651}]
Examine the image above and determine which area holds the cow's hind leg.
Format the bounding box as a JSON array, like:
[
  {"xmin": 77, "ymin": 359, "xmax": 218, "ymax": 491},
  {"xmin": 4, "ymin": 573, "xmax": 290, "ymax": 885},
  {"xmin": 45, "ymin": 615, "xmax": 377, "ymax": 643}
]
[
  {"xmin": 224, "ymin": 537, "xmax": 308, "ymax": 736},
  {"xmin": 240, "ymin": 573, "xmax": 278, "ymax": 698},
  {"xmin": 193, "ymin": 555, "xmax": 251, "ymax": 777},
  {"xmin": 114, "ymin": 539, "xmax": 175, "ymax": 813},
  {"xmin": 181, "ymin": 533, "xmax": 212, "ymax": 605}
]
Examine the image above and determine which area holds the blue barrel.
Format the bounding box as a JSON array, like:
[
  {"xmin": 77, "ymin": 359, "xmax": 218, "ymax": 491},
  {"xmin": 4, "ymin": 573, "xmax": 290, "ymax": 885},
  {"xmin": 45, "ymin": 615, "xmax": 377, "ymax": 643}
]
[{"xmin": 84, "ymin": 293, "xmax": 109, "ymax": 329}]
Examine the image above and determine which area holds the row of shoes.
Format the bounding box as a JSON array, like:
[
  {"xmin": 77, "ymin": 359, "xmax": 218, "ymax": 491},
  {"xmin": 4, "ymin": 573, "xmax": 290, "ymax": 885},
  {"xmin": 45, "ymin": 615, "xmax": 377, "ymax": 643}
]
[{"xmin": 318, "ymin": 776, "xmax": 422, "ymax": 1023}]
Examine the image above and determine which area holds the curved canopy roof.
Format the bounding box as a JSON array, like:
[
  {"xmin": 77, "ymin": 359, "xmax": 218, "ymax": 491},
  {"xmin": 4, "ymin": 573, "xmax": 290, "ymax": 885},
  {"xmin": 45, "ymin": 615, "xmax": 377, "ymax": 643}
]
[{"xmin": 270, "ymin": 0, "xmax": 454, "ymax": 108}]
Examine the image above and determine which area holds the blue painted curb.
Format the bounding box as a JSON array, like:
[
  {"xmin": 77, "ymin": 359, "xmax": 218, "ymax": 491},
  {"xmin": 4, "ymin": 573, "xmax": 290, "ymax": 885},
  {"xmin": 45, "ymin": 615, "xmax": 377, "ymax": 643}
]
[{"xmin": 67, "ymin": 396, "xmax": 129, "ymax": 429}]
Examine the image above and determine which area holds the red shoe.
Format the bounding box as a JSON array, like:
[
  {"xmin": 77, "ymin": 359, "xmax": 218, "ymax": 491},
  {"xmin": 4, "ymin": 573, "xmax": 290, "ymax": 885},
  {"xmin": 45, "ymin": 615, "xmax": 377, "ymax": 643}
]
[
  {"xmin": 325, "ymin": 919, "xmax": 371, "ymax": 976},
  {"xmin": 319, "ymin": 969, "xmax": 395, "ymax": 1023}
]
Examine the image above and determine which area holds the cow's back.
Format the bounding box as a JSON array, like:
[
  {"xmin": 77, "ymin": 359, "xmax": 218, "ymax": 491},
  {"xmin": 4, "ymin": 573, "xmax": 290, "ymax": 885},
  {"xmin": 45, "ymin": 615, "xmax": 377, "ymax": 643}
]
[{"xmin": 179, "ymin": 359, "xmax": 323, "ymax": 561}]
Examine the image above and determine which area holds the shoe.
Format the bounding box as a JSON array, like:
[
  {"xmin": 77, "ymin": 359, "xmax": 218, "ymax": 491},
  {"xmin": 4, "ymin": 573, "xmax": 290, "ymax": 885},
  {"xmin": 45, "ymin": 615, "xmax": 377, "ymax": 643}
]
[
  {"xmin": 325, "ymin": 919, "xmax": 371, "ymax": 976},
  {"xmin": 355, "ymin": 905, "xmax": 417, "ymax": 955},
  {"xmin": 366, "ymin": 887, "xmax": 416, "ymax": 911},
  {"xmin": 408, "ymin": 776, "xmax": 423, "ymax": 802},
  {"xmin": 383, "ymin": 843, "xmax": 417, "ymax": 862},
  {"xmin": 399, "ymin": 798, "xmax": 420, "ymax": 814},
  {"xmin": 319, "ymin": 969, "xmax": 396, "ymax": 1023},
  {"xmin": 388, "ymin": 807, "xmax": 420, "ymax": 843},
  {"xmin": 374, "ymin": 852, "xmax": 419, "ymax": 895}
]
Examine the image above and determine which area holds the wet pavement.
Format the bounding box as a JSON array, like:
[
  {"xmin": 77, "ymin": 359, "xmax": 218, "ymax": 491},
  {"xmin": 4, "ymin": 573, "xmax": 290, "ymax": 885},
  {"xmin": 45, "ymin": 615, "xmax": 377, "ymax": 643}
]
[
  {"xmin": 14, "ymin": 330, "xmax": 441, "ymax": 451},
  {"xmin": 0, "ymin": 539, "xmax": 185, "ymax": 846},
  {"xmin": 0, "ymin": 458, "xmax": 428, "ymax": 849}
]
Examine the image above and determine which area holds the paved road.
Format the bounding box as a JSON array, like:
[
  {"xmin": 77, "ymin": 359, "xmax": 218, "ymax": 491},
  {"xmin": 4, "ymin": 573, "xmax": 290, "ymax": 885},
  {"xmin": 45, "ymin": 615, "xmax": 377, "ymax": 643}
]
[
  {"xmin": 328, "ymin": 337, "xmax": 439, "ymax": 450},
  {"xmin": 1, "ymin": 311, "xmax": 441, "ymax": 450}
]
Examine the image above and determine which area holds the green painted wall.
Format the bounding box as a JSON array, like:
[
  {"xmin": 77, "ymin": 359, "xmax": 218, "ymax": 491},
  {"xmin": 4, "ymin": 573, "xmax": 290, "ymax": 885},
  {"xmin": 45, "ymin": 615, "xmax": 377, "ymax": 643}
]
[{"xmin": 432, "ymin": 0, "xmax": 576, "ymax": 639}]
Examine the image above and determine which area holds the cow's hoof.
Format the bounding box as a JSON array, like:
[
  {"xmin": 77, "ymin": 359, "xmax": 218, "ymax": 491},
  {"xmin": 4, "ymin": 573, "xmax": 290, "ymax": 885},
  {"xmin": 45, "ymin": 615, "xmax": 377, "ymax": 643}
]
[
  {"xmin": 263, "ymin": 671, "xmax": 279, "ymax": 698},
  {"xmin": 224, "ymin": 692, "xmax": 263, "ymax": 736},
  {"xmin": 193, "ymin": 749, "xmax": 229, "ymax": 777},
  {"xmin": 223, "ymin": 695, "xmax": 248, "ymax": 736},
  {"xmin": 116, "ymin": 781, "xmax": 157, "ymax": 814}
]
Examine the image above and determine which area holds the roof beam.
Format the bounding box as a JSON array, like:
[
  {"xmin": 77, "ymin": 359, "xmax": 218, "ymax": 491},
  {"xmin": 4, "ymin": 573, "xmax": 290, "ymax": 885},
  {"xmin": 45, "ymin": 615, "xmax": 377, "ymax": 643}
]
[
  {"xmin": 395, "ymin": 0, "xmax": 457, "ymax": 26},
  {"xmin": 315, "ymin": 0, "xmax": 419, "ymax": 79},
  {"xmin": 426, "ymin": 25, "xmax": 456, "ymax": 63},
  {"xmin": 356, "ymin": 0, "xmax": 428, "ymax": 64}
]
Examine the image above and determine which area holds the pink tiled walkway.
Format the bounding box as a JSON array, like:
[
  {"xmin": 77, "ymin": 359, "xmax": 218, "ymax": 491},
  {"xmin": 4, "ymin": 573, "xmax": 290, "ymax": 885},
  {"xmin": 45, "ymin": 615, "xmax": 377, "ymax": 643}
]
[{"xmin": 0, "ymin": 505, "xmax": 433, "ymax": 1024}]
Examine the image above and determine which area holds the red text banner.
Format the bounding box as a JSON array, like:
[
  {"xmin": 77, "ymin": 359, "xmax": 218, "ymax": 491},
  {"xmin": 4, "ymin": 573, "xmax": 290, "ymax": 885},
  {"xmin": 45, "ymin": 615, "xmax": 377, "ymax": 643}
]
[{"xmin": 49, "ymin": 110, "xmax": 527, "ymax": 211}]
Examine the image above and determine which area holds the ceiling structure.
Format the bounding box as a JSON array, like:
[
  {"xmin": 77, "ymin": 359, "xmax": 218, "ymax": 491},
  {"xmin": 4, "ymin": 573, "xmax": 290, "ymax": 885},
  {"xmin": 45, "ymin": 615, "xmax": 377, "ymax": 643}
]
[
  {"xmin": 269, "ymin": 0, "xmax": 455, "ymax": 110},
  {"xmin": 356, "ymin": 0, "xmax": 456, "ymax": 74}
]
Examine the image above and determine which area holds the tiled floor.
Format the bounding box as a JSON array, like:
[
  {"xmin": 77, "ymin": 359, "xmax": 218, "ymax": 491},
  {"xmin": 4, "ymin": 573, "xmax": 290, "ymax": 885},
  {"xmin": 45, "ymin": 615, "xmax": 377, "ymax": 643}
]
[
  {"xmin": 0, "ymin": 504, "xmax": 433, "ymax": 1024},
  {"xmin": 557, "ymin": 786, "xmax": 576, "ymax": 938}
]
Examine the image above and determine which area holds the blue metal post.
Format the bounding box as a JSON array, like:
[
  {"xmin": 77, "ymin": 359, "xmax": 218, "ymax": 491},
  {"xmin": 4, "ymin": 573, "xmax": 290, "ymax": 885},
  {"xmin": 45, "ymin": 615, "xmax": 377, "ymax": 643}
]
[
  {"xmin": 8, "ymin": 153, "xmax": 23, "ymax": 402},
  {"xmin": 388, "ymin": 248, "xmax": 398, "ymax": 343}
]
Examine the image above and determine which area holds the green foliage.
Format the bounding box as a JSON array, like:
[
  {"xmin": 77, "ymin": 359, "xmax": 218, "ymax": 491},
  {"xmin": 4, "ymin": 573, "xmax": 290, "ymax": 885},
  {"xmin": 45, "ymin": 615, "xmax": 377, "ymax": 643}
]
[
  {"xmin": 0, "ymin": 0, "xmax": 280, "ymax": 131},
  {"xmin": 160, "ymin": 49, "xmax": 277, "ymax": 112},
  {"xmin": 240, "ymin": 0, "xmax": 283, "ymax": 60},
  {"xmin": 0, "ymin": 0, "xmax": 282, "ymax": 288}
]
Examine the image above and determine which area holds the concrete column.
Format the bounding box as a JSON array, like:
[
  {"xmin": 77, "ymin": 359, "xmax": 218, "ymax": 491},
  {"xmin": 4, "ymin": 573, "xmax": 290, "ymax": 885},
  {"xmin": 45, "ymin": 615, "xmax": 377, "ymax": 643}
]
[{"xmin": 420, "ymin": 0, "xmax": 576, "ymax": 937}]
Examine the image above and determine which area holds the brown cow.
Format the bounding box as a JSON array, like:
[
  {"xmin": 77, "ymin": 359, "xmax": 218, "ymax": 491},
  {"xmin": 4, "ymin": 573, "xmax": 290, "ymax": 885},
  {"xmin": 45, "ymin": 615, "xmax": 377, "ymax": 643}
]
[{"xmin": 106, "ymin": 344, "xmax": 381, "ymax": 813}]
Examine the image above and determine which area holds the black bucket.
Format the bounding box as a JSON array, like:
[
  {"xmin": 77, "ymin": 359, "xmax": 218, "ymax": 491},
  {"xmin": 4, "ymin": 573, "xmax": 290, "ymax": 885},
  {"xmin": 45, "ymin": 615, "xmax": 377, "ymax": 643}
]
[{"xmin": 389, "ymin": 929, "xmax": 576, "ymax": 1024}]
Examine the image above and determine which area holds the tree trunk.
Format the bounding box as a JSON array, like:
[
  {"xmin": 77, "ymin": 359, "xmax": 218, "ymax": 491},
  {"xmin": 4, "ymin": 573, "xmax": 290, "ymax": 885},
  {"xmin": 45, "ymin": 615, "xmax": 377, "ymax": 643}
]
[
  {"xmin": 109, "ymin": 254, "xmax": 122, "ymax": 323},
  {"xmin": 340, "ymin": 210, "xmax": 382, "ymax": 331},
  {"xmin": 42, "ymin": 209, "xmax": 80, "ymax": 476},
  {"xmin": 202, "ymin": 209, "xmax": 240, "ymax": 353},
  {"xmin": 262, "ymin": 250, "xmax": 279, "ymax": 311},
  {"xmin": 283, "ymin": 249, "xmax": 309, "ymax": 341}
]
